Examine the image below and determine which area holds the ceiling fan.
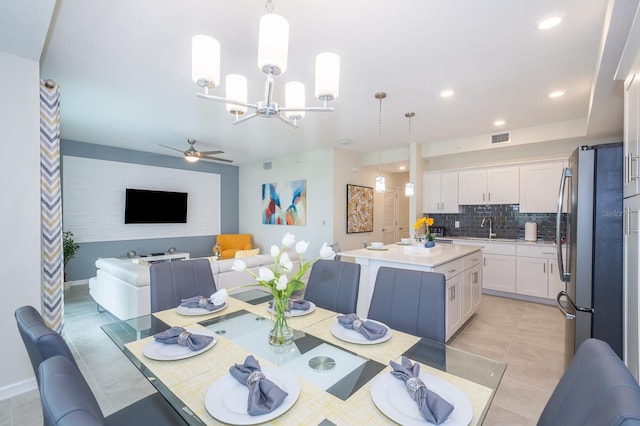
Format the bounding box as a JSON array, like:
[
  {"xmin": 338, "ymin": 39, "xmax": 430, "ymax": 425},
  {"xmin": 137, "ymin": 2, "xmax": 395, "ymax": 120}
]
[{"xmin": 160, "ymin": 139, "xmax": 232, "ymax": 163}]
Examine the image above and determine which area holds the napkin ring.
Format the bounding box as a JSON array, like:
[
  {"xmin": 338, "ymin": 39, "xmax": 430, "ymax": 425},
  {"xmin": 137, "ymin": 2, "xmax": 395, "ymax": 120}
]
[
  {"xmin": 352, "ymin": 318, "xmax": 364, "ymax": 332},
  {"xmin": 247, "ymin": 371, "xmax": 266, "ymax": 387},
  {"xmin": 177, "ymin": 331, "xmax": 192, "ymax": 346},
  {"xmin": 198, "ymin": 297, "xmax": 208, "ymax": 308},
  {"xmin": 406, "ymin": 377, "xmax": 426, "ymax": 401}
]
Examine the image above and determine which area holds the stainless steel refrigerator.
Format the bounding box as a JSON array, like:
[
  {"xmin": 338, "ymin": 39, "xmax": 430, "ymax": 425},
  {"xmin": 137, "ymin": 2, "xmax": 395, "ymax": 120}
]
[{"xmin": 556, "ymin": 143, "xmax": 623, "ymax": 365}]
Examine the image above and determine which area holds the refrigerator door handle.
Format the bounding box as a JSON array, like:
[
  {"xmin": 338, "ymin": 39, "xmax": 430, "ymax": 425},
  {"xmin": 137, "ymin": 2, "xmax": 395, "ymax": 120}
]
[
  {"xmin": 556, "ymin": 291, "xmax": 575, "ymax": 319},
  {"xmin": 556, "ymin": 167, "xmax": 571, "ymax": 282}
]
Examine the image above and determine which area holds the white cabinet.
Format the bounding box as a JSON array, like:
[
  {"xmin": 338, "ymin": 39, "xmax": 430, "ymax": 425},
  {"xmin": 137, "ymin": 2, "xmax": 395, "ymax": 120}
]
[
  {"xmin": 423, "ymin": 171, "xmax": 459, "ymax": 213},
  {"xmin": 624, "ymin": 194, "xmax": 640, "ymax": 380},
  {"xmin": 625, "ymin": 70, "xmax": 640, "ymax": 198},
  {"xmin": 483, "ymin": 254, "xmax": 516, "ymax": 292},
  {"xmin": 519, "ymin": 161, "xmax": 566, "ymax": 213},
  {"xmin": 446, "ymin": 273, "xmax": 463, "ymax": 339},
  {"xmin": 463, "ymin": 258, "xmax": 482, "ymax": 321},
  {"xmin": 515, "ymin": 245, "xmax": 565, "ymax": 299},
  {"xmin": 458, "ymin": 166, "xmax": 519, "ymax": 205}
]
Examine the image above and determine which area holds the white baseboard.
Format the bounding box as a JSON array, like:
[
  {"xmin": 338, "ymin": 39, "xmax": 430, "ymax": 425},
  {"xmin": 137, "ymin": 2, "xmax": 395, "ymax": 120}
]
[
  {"xmin": 65, "ymin": 279, "xmax": 89, "ymax": 287},
  {"xmin": 0, "ymin": 377, "xmax": 37, "ymax": 401}
]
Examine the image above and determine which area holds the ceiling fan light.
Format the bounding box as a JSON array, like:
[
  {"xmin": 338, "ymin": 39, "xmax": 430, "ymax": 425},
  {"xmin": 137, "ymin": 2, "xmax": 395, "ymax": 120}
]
[
  {"xmin": 285, "ymin": 81, "xmax": 306, "ymax": 119},
  {"xmin": 257, "ymin": 13, "xmax": 289, "ymax": 75},
  {"xmin": 185, "ymin": 155, "xmax": 199, "ymax": 163},
  {"xmin": 225, "ymin": 74, "xmax": 248, "ymax": 114},
  {"xmin": 192, "ymin": 35, "xmax": 220, "ymax": 88},
  {"xmin": 315, "ymin": 52, "xmax": 340, "ymax": 101}
]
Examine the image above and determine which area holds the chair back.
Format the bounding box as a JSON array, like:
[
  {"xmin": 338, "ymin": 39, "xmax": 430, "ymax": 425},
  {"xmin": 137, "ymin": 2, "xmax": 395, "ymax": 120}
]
[
  {"xmin": 367, "ymin": 267, "xmax": 446, "ymax": 343},
  {"xmin": 304, "ymin": 259, "xmax": 360, "ymax": 313},
  {"xmin": 150, "ymin": 259, "xmax": 217, "ymax": 313},
  {"xmin": 14, "ymin": 306, "xmax": 77, "ymax": 384},
  {"xmin": 39, "ymin": 355, "xmax": 105, "ymax": 426},
  {"xmin": 538, "ymin": 338, "xmax": 640, "ymax": 425}
]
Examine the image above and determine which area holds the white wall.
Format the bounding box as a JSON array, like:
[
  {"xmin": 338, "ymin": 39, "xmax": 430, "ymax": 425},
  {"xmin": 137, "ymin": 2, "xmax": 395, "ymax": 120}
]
[
  {"xmin": 0, "ymin": 52, "xmax": 43, "ymax": 397},
  {"xmin": 239, "ymin": 147, "xmax": 335, "ymax": 257}
]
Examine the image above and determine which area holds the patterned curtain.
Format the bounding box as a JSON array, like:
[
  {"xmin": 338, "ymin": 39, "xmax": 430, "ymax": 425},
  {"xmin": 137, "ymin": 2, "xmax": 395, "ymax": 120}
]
[{"xmin": 40, "ymin": 79, "xmax": 63, "ymax": 332}]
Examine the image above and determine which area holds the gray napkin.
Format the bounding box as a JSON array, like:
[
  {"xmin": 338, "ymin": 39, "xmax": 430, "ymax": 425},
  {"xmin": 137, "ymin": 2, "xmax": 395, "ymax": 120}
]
[
  {"xmin": 180, "ymin": 295, "xmax": 224, "ymax": 311},
  {"xmin": 268, "ymin": 299, "xmax": 311, "ymax": 311},
  {"xmin": 153, "ymin": 327, "xmax": 213, "ymax": 351},
  {"xmin": 389, "ymin": 356, "xmax": 454, "ymax": 424},
  {"xmin": 337, "ymin": 313, "xmax": 388, "ymax": 340},
  {"xmin": 229, "ymin": 355, "xmax": 288, "ymax": 416}
]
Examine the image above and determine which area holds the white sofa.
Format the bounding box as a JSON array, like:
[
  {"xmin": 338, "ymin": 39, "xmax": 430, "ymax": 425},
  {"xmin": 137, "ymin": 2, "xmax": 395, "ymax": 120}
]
[{"xmin": 88, "ymin": 253, "xmax": 304, "ymax": 321}]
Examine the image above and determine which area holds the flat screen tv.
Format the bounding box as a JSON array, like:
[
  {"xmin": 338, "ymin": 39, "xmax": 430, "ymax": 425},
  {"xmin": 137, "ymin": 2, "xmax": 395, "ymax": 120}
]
[{"xmin": 124, "ymin": 188, "xmax": 188, "ymax": 224}]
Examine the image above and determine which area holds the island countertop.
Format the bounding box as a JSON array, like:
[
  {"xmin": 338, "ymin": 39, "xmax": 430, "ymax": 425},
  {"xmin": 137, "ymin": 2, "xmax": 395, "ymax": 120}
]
[{"xmin": 338, "ymin": 242, "xmax": 483, "ymax": 268}]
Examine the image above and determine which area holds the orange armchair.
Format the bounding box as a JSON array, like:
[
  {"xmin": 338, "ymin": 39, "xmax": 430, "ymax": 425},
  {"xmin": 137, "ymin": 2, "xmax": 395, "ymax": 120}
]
[{"xmin": 214, "ymin": 234, "xmax": 253, "ymax": 260}]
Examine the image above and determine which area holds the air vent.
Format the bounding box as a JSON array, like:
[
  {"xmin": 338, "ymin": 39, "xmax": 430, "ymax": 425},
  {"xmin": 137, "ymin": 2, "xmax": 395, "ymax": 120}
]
[
  {"xmin": 491, "ymin": 132, "xmax": 510, "ymax": 144},
  {"xmin": 263, "ymin": 160, "xmax": 273, "ymax": 170}
]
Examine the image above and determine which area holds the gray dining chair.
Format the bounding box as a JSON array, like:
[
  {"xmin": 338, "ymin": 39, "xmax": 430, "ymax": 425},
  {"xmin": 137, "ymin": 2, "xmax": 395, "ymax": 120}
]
[
  {"xmin": 38, "ymin": 355, "xmax": 188, "ymax": 426},
  {"xmin": 14, "ymin": 305, "xmax": 77, "ymax": 384},
  {"xmin": 367, "ymin": 267, "xmax": 446, "ymax": 343},
  {"xmin": 150, "ymin": 258, "xmax": 217, "ymax": 313},
  {"xmin": 303, "ymin": 259, "xmax": 360, "ymax": 313},
  {"xmin": 538, "ymin": 338, "xmax": 640, "ymax": 425}
]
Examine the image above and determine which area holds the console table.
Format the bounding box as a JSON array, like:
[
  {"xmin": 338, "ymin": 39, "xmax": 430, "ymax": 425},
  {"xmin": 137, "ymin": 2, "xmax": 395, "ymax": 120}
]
[{"xmin": 130, "ymin": 252, "xmax": 190, "ymax": 263}]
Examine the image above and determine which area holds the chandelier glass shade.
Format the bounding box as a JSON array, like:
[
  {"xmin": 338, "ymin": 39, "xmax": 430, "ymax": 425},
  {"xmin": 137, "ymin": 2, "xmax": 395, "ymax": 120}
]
[{"xmin": 191, "ymin": 11, "xmax": 339, "ymax": 128}]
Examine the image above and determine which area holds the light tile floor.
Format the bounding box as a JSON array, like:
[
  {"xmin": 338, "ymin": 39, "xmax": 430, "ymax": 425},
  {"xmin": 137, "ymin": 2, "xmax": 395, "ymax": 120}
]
[{"xmin": 4, "ymin": 286, "xmax": 564, "ymax": 425}]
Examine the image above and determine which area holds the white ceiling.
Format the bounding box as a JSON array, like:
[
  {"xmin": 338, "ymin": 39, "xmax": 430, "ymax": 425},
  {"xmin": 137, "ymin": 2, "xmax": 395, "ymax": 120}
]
[{"xmin": 17, "ymin": 1, "xmax": 640, "ymax": 169}]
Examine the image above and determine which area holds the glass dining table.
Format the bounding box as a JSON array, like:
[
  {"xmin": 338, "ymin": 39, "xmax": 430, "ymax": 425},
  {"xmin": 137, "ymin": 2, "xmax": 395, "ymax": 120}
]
[{"xmin": 102, "ymin": 289, "xmax": 506, "ymax": 425}]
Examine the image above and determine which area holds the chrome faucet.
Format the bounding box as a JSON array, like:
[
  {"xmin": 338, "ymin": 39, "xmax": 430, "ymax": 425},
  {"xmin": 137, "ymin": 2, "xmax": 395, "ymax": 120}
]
[{"xmin": 481, "ymin": 217, "xmax": 497, "ymax": 239}]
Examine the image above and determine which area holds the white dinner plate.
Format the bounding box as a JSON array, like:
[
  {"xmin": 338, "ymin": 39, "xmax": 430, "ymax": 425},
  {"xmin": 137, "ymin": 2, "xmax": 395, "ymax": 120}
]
[
  {"xmin": 142, "ymin": 328, "xmax": 217, "ymax": 361},
  {"xmin": 330, "ymin": 319, "xmax": 392, "ymax": 344},
  {"xmin": 370, "ymin": 369, "xmax": 473, "ymax": 425},
  {"xmin": 175, "ymin": 302, "xmax": 228, "ymax": 316},
  {"xmin": 266, "ymin": 301, "xmax": 316, "ymax": 317},
  {"xmin": 204, "ymin": 365, "xmax": 300, "ymax": 425},
  {"xmin": 396, "ymin": 242, "xmax": 412, "ymax": 246},
  {"xmin": 366, "ymin": 247, "xmax": 389, "ymax": 251}
]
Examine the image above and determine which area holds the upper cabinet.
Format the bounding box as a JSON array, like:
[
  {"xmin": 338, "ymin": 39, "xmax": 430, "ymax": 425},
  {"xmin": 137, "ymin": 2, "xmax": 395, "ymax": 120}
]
[
  {"xmin": 519, "ymin": 161, "xmax": 566, "ymax": 213},
  {"xmin": 625, "ymin": 68, "xmax": 640, "ymax": 198},
  {"xmin": 423, "ymin": 171, "xmax": 459, "ymax": 213},
  {"xmin": 458, "ymin": 166, "xmax": 519, "ymax": 205}
]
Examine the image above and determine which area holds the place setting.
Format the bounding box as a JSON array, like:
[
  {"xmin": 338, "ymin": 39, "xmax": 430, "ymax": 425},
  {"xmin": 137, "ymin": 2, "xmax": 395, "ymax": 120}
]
[
  {"xmin": 370, "ymin": 356, "xmax": 473, "ymax": 426},
  {"xmin": 205, "ymin": 354, "xmax": 300, "ymax": 425},
  {"xmin": 330, "ymin": 313, "xmax": 392, "ymax": 344},
  {"xmin": 175, "ymin": 288, "xmax": 229, "ymax": 316},
  {"xmin": 266, "ymin": 298, "xmax": 316, "ymax": 317},
  {"xmin": 142, "ymin": 326, "xmax": 218, "ymax": 361}
]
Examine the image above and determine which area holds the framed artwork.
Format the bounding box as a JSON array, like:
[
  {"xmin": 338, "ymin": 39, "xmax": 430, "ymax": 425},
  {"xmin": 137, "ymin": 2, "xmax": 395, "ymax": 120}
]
[
  {"xmin": 346, "ymin": 184, "xmax": 374, "ymax": 233},
  {"xmin": 262, "ymin": 179, "xmax": 307, "ymax": 225}
]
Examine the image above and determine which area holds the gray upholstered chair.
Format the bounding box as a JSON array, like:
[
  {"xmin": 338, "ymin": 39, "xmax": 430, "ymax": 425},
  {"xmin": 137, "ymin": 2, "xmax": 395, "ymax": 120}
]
[
  {"xmin": 14, "ymin": 305, "xmax": 77, "ymax": 384},
  {"xmin": 538, "ymin": 338, "xmax": 640, "ymax": 425},
  {"xmin": 38, "ymin": 355, "xmax": 188, "ymax": 426},
  {"xmin": 367, "ymin": 267, "xmax": 446, "ymax": 343},
  {"xmin": 303, "ymin": 259, "xmax": 360, "ymax": 314},
  {"xmin": 150, "ymin": 258, "xmax": 217, "ymax": 313}
]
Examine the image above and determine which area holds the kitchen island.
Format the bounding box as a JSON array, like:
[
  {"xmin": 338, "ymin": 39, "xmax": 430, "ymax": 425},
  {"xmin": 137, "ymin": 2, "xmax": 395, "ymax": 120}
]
[{"xmin": 339, "ymin": 243, "xmax": 483, "ymax": 341}]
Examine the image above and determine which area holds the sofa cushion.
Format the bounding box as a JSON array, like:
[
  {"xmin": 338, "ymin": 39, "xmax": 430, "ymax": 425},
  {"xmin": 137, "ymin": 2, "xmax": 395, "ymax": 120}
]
[{"xmin": 94, "ymin": 258, "xmax": 150, "ymax": 287}]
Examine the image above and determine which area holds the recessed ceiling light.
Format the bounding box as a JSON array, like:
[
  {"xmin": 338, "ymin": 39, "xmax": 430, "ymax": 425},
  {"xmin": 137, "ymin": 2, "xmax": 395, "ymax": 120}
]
[
  {"xmin": 549, "ymin": 90, "xmax": 565, "ymax": 98},
  {"xmin": 440, "ymin": 89, "xmax": 454, "ymax": 98},
  {"xmin": 399, "ymin": 165, "xmax": 407, "ymax": 171},
  {"xmin": 494, "ymin": 120, "xmax": 506, "ymax": 126},
  {"xmin": 538, "ymin": 16, "xmax": 562, "ymax": 30}
]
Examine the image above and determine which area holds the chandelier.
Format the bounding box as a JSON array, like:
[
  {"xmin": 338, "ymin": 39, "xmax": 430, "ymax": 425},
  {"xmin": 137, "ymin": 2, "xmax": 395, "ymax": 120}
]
[
  {"xmin": 405, "ymin": 112, "xmax": 415, "ymax": 196},
  {"xmin": 191, "ymin": 1, "xmax": 340, "ymax": 129}
]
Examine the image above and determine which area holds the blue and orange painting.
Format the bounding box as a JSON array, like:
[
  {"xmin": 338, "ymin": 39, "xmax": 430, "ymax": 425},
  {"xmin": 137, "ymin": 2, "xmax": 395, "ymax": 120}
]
[{"xmin": 262, "ymin": 179, "xmax": 307, "ymax": 226}]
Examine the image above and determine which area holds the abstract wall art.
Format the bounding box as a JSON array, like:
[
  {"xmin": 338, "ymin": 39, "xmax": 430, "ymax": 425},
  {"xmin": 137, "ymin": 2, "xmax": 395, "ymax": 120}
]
[
  {"xmin": 346, "ymin": 184, "xmax": 374, "ymax": 233},
  {"xmin": 262, "ymin": 179, "xmax": 307, "ymax": 225}
]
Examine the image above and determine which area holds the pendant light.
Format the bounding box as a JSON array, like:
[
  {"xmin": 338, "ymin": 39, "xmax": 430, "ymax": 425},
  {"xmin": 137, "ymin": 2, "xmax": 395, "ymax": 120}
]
[
  {"xmin": 404, "ymin": 112, "xmax": 415, "ymax": 196},
  {"xmin": 375, "ymin": 92, "xmax": 387, "ymax": 193}
]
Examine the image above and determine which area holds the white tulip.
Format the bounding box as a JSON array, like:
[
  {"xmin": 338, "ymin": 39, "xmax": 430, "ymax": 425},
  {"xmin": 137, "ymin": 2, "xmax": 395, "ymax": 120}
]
[
  {"xmin": 282, "ymin": 233, "xmax": 296, "ymax": 248},
  {"xmin": 319, "ymin": 242, "xmax": 335, "ymax": 260},
  {"xmin": 276, "ymin": 275, "xmax": 288, "ymax": 291},
  {"xmin": 270, "ymin": 244, "xmax": 280, "ymax": 257},
  {"xmin": 231, "ymin": 259, "xmax": 247, "ymax": 272},
  {"xmin": 295, "ymin": 240, "xmax": 309, "ymax": 254},
  {"xmin": 258, "ymin": 268, "xmax": 275, "ymax": 281},
  {"xmin": 210, "ymin": 289, "xmax": 228, "ymax": 305},
  {"xmin": 279, "ymin": 252, "xmax": 293, "ymax": 272}
]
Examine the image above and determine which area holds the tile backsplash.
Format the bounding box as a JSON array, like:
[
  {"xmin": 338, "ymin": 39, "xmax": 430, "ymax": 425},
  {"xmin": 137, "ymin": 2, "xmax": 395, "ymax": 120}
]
[{"xmin": 425, "ymin": 204, "xmax": 566, "ymax": 241}]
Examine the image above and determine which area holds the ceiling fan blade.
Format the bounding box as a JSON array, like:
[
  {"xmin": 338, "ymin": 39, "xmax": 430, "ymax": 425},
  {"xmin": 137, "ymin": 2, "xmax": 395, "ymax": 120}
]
[
  {"xmin": 202, "ymin": 155, "xmax": 233, "ymax": 163},
  {"xmin": 198, "ymin": 150, "xmax": 224, "ymax": 155},
  {"xmin": 159, "ymin": 144, "xmax": 185, "ymax": 153},
  {"xmin": 232, "ymin": 113, "xmax": 258, "ymax": 125}
]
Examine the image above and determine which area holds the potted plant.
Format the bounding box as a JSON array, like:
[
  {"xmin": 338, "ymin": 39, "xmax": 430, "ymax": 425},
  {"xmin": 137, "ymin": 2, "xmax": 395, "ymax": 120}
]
[{"xmin": 63, "ymin": 231, "xmax": 80, "ymax": 282}]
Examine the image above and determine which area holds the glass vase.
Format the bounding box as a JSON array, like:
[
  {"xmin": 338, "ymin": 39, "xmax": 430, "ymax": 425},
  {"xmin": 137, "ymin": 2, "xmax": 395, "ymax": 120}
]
[{"xmin": 269, "ymin": 297, "xmax": 294, "ymax": 346}]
